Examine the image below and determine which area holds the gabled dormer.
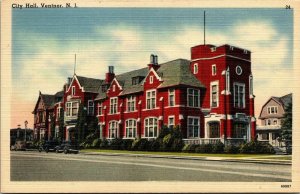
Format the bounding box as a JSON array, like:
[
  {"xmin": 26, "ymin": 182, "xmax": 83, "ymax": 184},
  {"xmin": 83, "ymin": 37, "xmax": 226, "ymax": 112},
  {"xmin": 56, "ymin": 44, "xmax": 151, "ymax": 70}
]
[
  {"xmin": 107, "ymin": 78, "xmax": 123, "ymax": 97},
  {"xmin": 143, "ymin": 67, "xmax": 163, "ymax": 89}
]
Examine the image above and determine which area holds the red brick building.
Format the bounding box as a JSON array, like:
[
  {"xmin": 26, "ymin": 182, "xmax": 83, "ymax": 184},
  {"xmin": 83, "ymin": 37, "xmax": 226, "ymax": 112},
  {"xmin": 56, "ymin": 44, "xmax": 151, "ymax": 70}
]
[{"xmin": 33, "ymin": 43, "xmax": 256, "ymax": 144}]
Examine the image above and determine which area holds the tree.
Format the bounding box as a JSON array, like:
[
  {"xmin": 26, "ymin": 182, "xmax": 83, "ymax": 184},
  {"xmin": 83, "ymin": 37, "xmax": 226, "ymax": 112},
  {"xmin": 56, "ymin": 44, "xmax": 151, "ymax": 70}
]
[
  {"xmin": 58, "ymin": 108, "xmax": 64, "ymax": 142},
  {"xmin": 76, "ymin": 104, "xmax": 87, "ymax": 143},
  {"xmin": 281, "ymin": 102, "xmax": 292, "ymax": 154},
  {"xmin": 50, "ymin": 114, "xmax": 56, "ymax": 140}
]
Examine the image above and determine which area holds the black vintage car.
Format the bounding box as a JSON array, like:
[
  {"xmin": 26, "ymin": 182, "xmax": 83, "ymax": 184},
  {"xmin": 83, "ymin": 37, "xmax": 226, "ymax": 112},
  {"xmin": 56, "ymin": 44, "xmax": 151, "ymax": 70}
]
[
  {"xmin": 39, "ymin": 140, "xmax": 60, "ymax": 153},
  {"xmin": 55, "ymin": 141, "xmax": 79, "ymax": 154}
]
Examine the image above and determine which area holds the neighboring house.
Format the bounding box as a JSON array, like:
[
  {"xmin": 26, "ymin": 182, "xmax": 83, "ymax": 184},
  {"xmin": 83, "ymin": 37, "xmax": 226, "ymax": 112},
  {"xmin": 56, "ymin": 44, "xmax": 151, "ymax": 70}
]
[
  {"xmin": 33, "ymin": 43, "xmax": 256, "ymax": 145},
  {"xmin": 257, "ymin": 93, "xmax": 292, "ymax": 146},
  {"xmin": 32, "ymin": 91, "xmax": 63, "ymax": 140}
]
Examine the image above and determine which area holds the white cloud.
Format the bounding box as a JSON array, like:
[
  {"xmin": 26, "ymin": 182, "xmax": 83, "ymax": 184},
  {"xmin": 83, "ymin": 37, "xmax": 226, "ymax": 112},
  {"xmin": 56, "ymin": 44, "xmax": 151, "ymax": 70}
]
[{"xmin": 13, "ymin": 19, "xmax": 292, "ymax": 123}]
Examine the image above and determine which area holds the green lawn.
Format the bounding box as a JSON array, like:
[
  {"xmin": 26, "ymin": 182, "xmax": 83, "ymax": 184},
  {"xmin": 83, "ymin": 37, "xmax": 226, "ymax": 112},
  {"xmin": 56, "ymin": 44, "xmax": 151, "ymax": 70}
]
[{"xmin": 81, "ymin": 149, "xmax": 287, "ymax": 159}]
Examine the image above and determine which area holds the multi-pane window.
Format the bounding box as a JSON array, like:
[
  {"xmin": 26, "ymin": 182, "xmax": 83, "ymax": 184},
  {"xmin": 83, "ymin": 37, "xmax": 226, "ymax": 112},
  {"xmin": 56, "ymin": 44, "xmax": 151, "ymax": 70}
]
[
  {"xmin": 88, "ymin": 100, "xmax": 94, "ymax": 116},
  {"xmin": 169, "ymin": 89, "xmax": 175, "ymax": 107},
  {"xmin": 267, "ymin": 106, "xmax": 278, "ymax": 114},
  {"xmin": 187, "ymin": 88, "xmax": 200, "ymax": 107},
  {"xmin": 127, "ymin": 96, "xmax": 136, "ymax": 112},
  {"xmin": 109, "ymin": 121, "xmax": 118, "ymax": 138},
  {"xmin": 208, "ymin": 122, "xmax": 220, "ymax": 138},
  {"xmin": 212, "ymin": 64, "xmax": 216, "ymax": 76},
  {"xmin": 38, "ymin": 112, "xmax": 44, "ymax": 123},
  {"xmin": 168, "ymin": 116, "xmax": 175, "ymax": 129},
  {"xmin": 125, "ymin": 119, "xmax": 137, "ymax": 138},
  {"xmin": 71, "ymin": 86, "xmax": 75, "ymax": 96},
  {"xmin": 233, "ymin": 83, "xmax": 245, "ymax": 108},
  {"xmin": 211, "ymin": 82, "xmax": 218, "ymax": 108},
  {"xmin": 110, "ymin": 97, "xmax": 118, "ymax": 114},
  {"xmin": 187, "ymin": 117, "xmax": 200, "ymax": 138},
  {"xmin": 56, "ymin": 105, "xmax": 61, "ymax": 121},
  {"xmin": 146, "ymin": 90, "xmax": 156, "ymax": 109},
  {"xmin": 144, "ymin": 117, "xmax": 158, "ymax": 138},
  {"xmin": 232, "ymin": 123, "xmax": 247, "ymax": 138},
  {"xmin": 66, "ymin": 101, "xmax": 79, "ymax": 117},
  {"xmin": 98, "ymin": 103, "xmax": 102, "ymax": 115}
]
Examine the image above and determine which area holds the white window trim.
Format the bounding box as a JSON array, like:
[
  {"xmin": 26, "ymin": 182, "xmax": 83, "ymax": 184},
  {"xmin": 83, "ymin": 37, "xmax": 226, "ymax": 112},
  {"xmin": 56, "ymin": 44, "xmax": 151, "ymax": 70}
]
[
  {"xmin": 168, "ymin": 88, "xmax": 175, "ymax": 107},
  {"xmin": 194, "ymin": 63, "xmax": 198, "ymax": 74},
  {"xmin": 187, "ymin": 116, "xmax": 200, "ymax": 138},
  {"xmin": 71, "ymin": 86, "xmax": 75, "ymax": 96},
  {"xmin": 187, "ymin": 88, "xmax": 200, "ymax": 108},
  {"xmin": 97, "ymin": 102, "xmax": 103, "ymax": 116},
  {"xmin": 236, "ymin": 65, "xmax": 243, "ymax": 75},
  {"xmin": 233, "ymin": 82, "xmax": 245, "ymax": 108},
  {"xmin": 56, "ymin": 104, "xmax": 61, "ymax": 121},
  {"xmin": 87, "ymin": 100, "xmax": 94, "ymax": 116},
  {"xmin": 146, "ymin": 89, "xmax": 156, "ymax": 110},
  {"xmin": 125, "ymin": 119, "xmax": 137, "ymax": 138},
  {"xmin": 110, "ymin": 97, "xmax": 118, "ymax": 114},
  {"xmin": 108, "ymin": 120, "xmax": 118, "ymax": 139},
  {"xmin": 249, "ymin": 75, "xmax": 253, "ymax": 97},
  {"xmin": 267, "ymin": 106, "xmax": 278, "ymax": 115},
  {"xmin": 149, "ymin": 76, "xmax": 153, "ymax": 84},
  {"xmin": 168, "ymin": 115, "xmax": 175, "ymax": 128},
  {"xmin": 212, "ymin": 64, "xmax": 216, "ymax": 76},
  {"xmin": 112, "ymin": 84, "xmax": 116, "ymax": 92},
  {"xmin": 65, "ymin": 101, "xmax": 79, "ymax": 117},
  {"xmin": 210, "ymin": 81, "xmax": 219, "ymax": 108},
  {"xmin": 127, "ymin": 96, "xmax": 136, "ymax": 112},
  {"xmin": 144, "ymin": 117, "xmax": 158, "ymax": 138}
]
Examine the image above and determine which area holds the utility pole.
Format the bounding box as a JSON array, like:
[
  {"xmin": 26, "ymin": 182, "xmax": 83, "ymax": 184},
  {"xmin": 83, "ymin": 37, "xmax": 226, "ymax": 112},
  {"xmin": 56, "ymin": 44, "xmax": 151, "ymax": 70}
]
[{"xmin": 24, "ymin": 120, "xmax": 28, "ymax": 142}]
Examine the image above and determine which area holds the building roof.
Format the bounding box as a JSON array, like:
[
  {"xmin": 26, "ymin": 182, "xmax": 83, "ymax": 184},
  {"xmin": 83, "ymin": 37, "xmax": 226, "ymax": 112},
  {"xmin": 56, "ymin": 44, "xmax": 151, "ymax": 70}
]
[
  {"xmin": 95, "ymin": 58, "xmax": 205, "ymax": 100},
  {"xmin": 76, "ymin": 75, "xmax": 104, "ymax": 93},
  {"xmin": 157, "ymin": 59, "xmax": 205, "ymax": 88}
]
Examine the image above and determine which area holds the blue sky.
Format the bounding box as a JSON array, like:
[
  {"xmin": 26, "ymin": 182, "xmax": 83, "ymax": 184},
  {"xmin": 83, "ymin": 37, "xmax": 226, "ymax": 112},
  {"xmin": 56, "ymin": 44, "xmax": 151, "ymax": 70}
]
[{"xmin": 11, "ymin": 8, "xmax": 293, "ymax": 127}]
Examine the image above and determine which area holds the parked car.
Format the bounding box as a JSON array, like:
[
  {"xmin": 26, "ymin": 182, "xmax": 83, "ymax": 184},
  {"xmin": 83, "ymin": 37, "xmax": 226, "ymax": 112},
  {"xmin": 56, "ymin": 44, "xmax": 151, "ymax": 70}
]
[
  {"xmin": 11, "ymin": 140, "xmax": 26, "ymax": 151},
  {"xmin": 55, "ymin": 141, "xmax": 79, "ymax": 154},
  {"xmin": 39, "ymin": 140, "xmax": 60, "ymax": 153}
]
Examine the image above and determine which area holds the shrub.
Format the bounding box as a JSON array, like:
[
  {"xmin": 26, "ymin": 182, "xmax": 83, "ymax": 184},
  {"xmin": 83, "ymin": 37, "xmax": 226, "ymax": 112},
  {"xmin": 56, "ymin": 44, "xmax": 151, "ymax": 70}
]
[
  {"xmin": 195, "ymin": 144, "xmax": 213, "ymax": 153},
  {"xmin": 224, "ymin": 144, "xmax": 240, "ymax": 154},
  {"xmin": 110, "ymin": 138, "xmax": 123, "ymax": 150},
  {"xmin": 138, "ymin": 139, "xmax": 149, "ymax": 151},
  {"xmin": 239, "ymin": 140, "xmax": 275, "ymax": 154},
  {"xmin": 212, "ymin": 141, "xmax": 224, "ymax": 153},
  {"xmin": 148, "ymin": 138, "xmax": 161, "ymax": 151},
  {"xmin": 91, "ymin": 138, "xmax": 101, "ymax": 148},
  {"xmin": 182, "ymin": 144, "xmax": 199, "ymax": 153},
  {"xmin": 120, "ymin": 139, "xmax": 134, "ymax": 150},
  {"xmin": 162, "ymin": 134, "xmax": 174, "ymax": 151},
  {"xmin": 171, "ymin": 138, "xmax": 184, "ymax": 152},
  {"xmin": 99, "ymin": 138, "xmax": 109, "ymax": 149}
]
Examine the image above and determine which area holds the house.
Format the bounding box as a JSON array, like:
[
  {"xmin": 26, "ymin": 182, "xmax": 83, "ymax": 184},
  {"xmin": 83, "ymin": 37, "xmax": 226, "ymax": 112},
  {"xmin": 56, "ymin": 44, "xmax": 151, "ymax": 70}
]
[
  {"xmin": 32, "ymin": 91, "xmax": 63, "ymax": 140},
  {"xmin": 95, "ymin": 44, "xmax": 256, "ymax": 144},
  {"xmin": 257, "ymin": 93, "xmax": 292, "ymax": 146},
  {"xmin": 33, "ymin": 43, "xmax": 256, "ymax": 145}
]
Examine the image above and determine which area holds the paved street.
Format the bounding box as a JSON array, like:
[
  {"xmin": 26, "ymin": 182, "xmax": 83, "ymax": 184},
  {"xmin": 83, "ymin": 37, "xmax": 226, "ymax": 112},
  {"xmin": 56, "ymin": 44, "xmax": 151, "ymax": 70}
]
[{"xmin": 11, "ymin": 151, "xmax": 291, "ymax": 181}]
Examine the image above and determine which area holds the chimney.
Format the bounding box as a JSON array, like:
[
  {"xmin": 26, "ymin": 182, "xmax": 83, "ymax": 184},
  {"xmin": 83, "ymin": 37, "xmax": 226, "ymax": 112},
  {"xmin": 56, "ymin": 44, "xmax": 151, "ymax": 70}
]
[
  {"xmin": 105, "ymin": 66, "xmax": 115, "ymax": 83},
  {"xmin": 148, "ymin": 54, "xmax": 159, "ymax": 70}
]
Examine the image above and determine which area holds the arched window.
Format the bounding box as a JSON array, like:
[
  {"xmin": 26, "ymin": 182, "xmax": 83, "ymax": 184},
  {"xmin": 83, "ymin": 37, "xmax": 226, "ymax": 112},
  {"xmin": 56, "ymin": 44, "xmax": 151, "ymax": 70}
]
[
  {"xmin": 194, "ymin": 63, "xmax": 198, "ymax": 74},
  {"xmin": 144, "ymin": 117, "xmax": 158, "ymax": 138},
  {"xmin": 109, "ymin": 121, "xmax": 118, "ymax": 138},
  {"xmin": 126, "ymin": 119, "xmax": 137, "ymax": 138},
  {"xmin": 208, "ymin": 122, "xmax": 220, "ymax": 138}
]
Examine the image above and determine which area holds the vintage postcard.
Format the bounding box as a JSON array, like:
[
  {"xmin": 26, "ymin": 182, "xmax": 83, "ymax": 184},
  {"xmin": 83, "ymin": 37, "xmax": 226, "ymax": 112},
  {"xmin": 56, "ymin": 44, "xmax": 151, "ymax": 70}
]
[{"xmin": 1, "ymin": 0, "xmax": 300, "ymax": 193}]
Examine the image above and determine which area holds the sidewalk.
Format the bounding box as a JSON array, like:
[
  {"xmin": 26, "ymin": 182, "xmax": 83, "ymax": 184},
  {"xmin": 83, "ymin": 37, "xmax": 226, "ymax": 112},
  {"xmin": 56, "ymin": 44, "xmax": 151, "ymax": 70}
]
[{"xmin": 80, "ymin": 151, "xmax": 292, "ymax": 165}]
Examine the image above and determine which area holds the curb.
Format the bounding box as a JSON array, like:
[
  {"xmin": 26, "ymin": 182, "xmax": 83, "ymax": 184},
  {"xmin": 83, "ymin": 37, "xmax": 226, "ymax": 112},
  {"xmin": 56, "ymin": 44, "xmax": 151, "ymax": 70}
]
[{"xmin": 81, "ymin": 152, "xmax": 292, "ymax": 165}]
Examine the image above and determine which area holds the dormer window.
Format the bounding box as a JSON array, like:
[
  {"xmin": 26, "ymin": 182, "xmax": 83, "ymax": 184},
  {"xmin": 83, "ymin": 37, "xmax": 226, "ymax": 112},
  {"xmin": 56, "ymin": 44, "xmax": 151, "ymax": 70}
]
[
  {"xmin": 194, "ymin": 63, "xmax": 198, "ymax": 74},
  {"xmin": 101, "ymin": 84, "xmax": 108, "ymax": 92},
  {"xmin": 132, "ymin": 76, "xmax": 145, "ymax": 85},
  {"xmin": 71, "ymin": 86, "xmax": 75, "ymax": 96},
  {"xmin": 267, "ymin": 106, "xmax": 278, "ymax": 114}
]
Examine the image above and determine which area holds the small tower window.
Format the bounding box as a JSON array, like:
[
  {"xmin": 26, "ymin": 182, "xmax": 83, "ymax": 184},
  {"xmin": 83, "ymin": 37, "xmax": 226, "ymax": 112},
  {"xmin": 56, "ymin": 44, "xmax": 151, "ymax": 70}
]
[
  {"xmin": 113, "ymin": 84, "xmax": 115, "ymax": 92},
  {"xmin": 212, "ymin": 64, "xmax": 216, "ymax": 76},
  {"xmin": 150, "ymin": 76, "xmax": 153, "ymax": 84},
  {"xmin": 71, "ymin": 86, "xmax": 75, "ymax": 96},
  {"xmin": 194, "ymin": 63, "xmax": 198, "ymax": 74}
]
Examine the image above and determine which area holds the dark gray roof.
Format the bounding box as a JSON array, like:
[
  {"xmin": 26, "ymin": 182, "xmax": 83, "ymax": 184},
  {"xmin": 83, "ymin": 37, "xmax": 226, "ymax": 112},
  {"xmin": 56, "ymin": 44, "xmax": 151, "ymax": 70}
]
[
  {"xmin": 95, "ymin": 58, "xmax": 205, "ymax": 100},
  {"xmin": 76, "ymin": 75, "xmax": 104, "ymax": 93},
  {"xmin": 157, "ymin": 59, "xmax": 205, "ymax": 88},
  {"xmin": 54, "ymin": 90, "xmax": 64, "ymax": 97},
  {"xmin": 279, "ymin": 93, "xmax": 292, "ymax": 108},
  {"xmin": 42, "ymin": 94, "xmax": 56, "ymax": 108}
]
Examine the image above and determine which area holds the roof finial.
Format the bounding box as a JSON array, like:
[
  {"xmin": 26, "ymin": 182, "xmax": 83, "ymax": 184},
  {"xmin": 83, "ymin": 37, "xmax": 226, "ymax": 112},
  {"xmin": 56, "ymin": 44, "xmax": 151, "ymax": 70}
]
[
  {"xmin": 204, "ymin": 11, "xmax": 206, "ymax": 45},
  {"xmin": 74, "ymin": 54, "xmax": 76, "ymax": 75}
]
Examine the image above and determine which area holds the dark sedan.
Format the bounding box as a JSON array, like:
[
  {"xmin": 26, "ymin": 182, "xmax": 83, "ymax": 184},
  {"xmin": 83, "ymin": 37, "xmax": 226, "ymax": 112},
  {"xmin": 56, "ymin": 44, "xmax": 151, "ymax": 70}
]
[
  {"xmin": 55, "ymin": 141, "xmax": 79, "ymax": 154},
  {"xmin": 39, "ymin": 140, "xmax": 60, "ymax": 153}
]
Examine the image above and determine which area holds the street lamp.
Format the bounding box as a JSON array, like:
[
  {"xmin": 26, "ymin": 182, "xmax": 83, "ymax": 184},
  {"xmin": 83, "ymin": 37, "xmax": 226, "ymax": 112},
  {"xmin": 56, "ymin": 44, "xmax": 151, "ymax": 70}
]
[{"xmin": 24, "ymin": 120, "xmax": 28, "ymax": 142}]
